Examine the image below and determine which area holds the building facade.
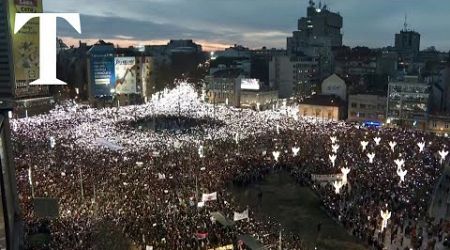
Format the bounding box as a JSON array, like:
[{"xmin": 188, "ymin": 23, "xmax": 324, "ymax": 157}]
[
  {"xmin": 240, "ymin": 90, "xmax": 278, "ymax": 110},
  {"xmin": 286, "ymin": 0, "xmax": 342, "ymax": 77},
  {"xmin": 321, "ymin": 74, "xmax": 347, "ymax": 101},
  {"xmin": 376, "ymin": 51, "xmax": 399, "ymax": 77},
  {"xmin": 429, "ymin": 67, "xmax": 450, "ymax": 113},
  {"xmin": 427, "ymin": 114, "xmax": 450, "ymax": 136},
  {"xmin": 7, "ymin": 0, "xmax": 54, "ymax": 117},
  {"xmin": 287, "ymin": 0, "xmax": 343, "ymax": 52},
  {"xmin": 206, "ymin": 76, "xmax": 241, "ymax": 107},
  {"xmin": 86, "ymin": 43, "xmax": 155, "ymax": 106},
  {"xmin": 299, "ymin": 95, "xmax": 346, "ymax": 121},
  {"xmin": 215, "ymin": 45, "xmax": 251, "ymax": 58},
  {"xmin": 395, "ymin": 30, "xmax": 420, "ymax": 59},
  {"xmin": 348, "ymin": 94, "xmax": 387, "ymax": 123},
  {"xmin": 269, "ymin": 55, "xmax": 319, "ymax": 98},
  {"xmin": 386, "ymin": 76, "xmax": 430, "ymax": 128}
]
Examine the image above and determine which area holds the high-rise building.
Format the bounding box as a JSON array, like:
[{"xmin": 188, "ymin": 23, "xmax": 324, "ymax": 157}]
[
  {"xmin": 288, "ymin": 0, "xmax": 343, "ymax": 50},
  {"xmin": 395, "ymin": 31, "xmax": 420, "ymax": 58},
  {"xmin": 395, "ymin": 18, "xmax": 420, "ymax": 59},
  {"xmin": 287, "ymin": 0, "xmax": 342, "ymax": 77},
  {"xmin": 0, "ymin": 0, "xmax": 25, "ymax": 249}
]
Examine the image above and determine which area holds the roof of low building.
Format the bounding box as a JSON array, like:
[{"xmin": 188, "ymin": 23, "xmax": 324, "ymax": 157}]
[
  {"xmin": 211, "ymin": 68, "xmax": 243, "ymax": 78},
  {"xmin": 300, "ymin": 94, "xmax": 346, "ymax": 107}
]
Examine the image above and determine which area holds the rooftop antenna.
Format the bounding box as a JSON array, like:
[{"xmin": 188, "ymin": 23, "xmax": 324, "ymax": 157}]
[{"xmin": 403, "ymin": 13, "xmax": 408, "ymax": 31}]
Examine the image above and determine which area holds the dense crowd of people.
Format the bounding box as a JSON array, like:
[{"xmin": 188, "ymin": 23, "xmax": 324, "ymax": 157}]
[{"xmin": 11, "ymin": 83, "xmax": 450, "ymax": 249}]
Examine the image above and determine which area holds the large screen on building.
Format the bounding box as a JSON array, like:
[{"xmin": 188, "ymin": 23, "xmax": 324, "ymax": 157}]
[
  {"xmin": 114, "ymin": 57, "xmax": 137, "ymax": 94},
  {"xmin": 241, "ymin": 78, "xmax": 260, "ymax": 90},
  {"xmin": 8, "ymin": 0, "xmax": 49, "ymax": 98},
  {"xmin": 89, "ymin": 47, "xmax": 116, "ymax": 97}
]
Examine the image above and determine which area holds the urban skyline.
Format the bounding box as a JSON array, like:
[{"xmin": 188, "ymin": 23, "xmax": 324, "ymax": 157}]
[{"xmin": 48, "ymin": 0, "xmax": 450, "ymax": 51}]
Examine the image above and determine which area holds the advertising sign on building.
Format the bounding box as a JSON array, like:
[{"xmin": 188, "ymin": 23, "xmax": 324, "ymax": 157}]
[
  {"xmin": 88, "ymin": 45, "xmax": 115, "ymax": 97},
  {"xmin": 8, "ymin": 0, "xmax": 49, "ymax": 98},
  {"xmin": 241, "ymin": 79, "xmax": 260, "ymax": 91},
  {"xmin": 115, "ymin": 57, "xmax": 137, "ymax": 94}
]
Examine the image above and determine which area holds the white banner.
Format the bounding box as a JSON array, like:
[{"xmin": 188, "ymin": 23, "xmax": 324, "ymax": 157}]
[
  {"xmin": 95, "ymin": 138, "xmax": 123, "ymax": 151},
  {"xmin": 233, "ymin": 209, "xmax": 249, "ymax": 221},
  {"xmin": 201, "ymin": 192, "xmax": 217, "ymax": 202}
]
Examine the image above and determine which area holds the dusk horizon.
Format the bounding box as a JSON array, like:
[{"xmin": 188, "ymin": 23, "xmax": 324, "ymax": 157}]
[{"xmin": 49, "ymin": 0, "xmax": 450, "ymax": 52}]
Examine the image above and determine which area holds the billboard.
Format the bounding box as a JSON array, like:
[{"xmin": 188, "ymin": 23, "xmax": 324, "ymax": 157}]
[
  {"xmin": 241, "ymin": 79, "xmax": 260, "ymax": 91},
  {"xmin": 9, "ymin": 0, "xmax": 49, "ymax": 98},
  {"xmin": 114, "ymin": 57, "xmax": 137, "ymax": 94},
  {"xmin": 88, "ymin": 45, "xmax": 116, "ymax": 97}
]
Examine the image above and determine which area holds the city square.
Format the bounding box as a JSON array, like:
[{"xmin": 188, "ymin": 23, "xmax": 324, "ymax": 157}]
[{"xmin": 0, "ymin": 0, "xmax": 450, "ymax": 249}]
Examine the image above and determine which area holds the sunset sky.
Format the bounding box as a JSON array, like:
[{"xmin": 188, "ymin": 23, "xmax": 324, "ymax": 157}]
[{"xmin": 46, "ymin": 0, "xmax": 450, "ymax": 51}]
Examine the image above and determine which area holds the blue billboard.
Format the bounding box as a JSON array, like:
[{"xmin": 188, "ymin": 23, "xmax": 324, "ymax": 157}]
[{"xmin": 88, "ymin": 45, "xmax": 116, "ymax": 97}]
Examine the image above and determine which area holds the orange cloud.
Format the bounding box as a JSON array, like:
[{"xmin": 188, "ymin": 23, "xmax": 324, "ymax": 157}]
[{"xmin": 61, "ymin": 36, "xmax": 231, "ymax": 51}]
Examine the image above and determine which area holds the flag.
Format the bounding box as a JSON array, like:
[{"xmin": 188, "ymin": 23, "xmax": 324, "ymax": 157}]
[
  {"xmin": 233, "ymin": 209, "xmax": 249, "ymax": 221},
  {"xmin": 146, "ymin": 246, "xmax": 153, "ymax": 250},
  {"xmin": 201, "ymin": 192, "xmax": 217, "ymax": 202},
  {"xmin": 157, "ymin": 173, "xmax": 166, "ymax": 180},
  {"xmin": 197, "ymin": 201, "xmax": 205, "ymax": 208}
]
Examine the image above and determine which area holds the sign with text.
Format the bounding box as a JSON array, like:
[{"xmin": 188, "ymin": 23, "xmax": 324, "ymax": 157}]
[
  {"xmin": 88, "ymin": 45, "xmax": 115, "ymax": 97},
  {"xmin": 114, "ymin": 57, "xmax": 137, "ymax": 94},
  {"xmin": 9, "ymin": 0, "xmax": 50, "ymax": 98}
]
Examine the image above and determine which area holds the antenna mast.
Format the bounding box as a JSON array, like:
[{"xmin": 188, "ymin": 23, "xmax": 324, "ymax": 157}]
[{"xmin": 404, "ymin": 13, "xmax": 408, "ymax": 31}]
